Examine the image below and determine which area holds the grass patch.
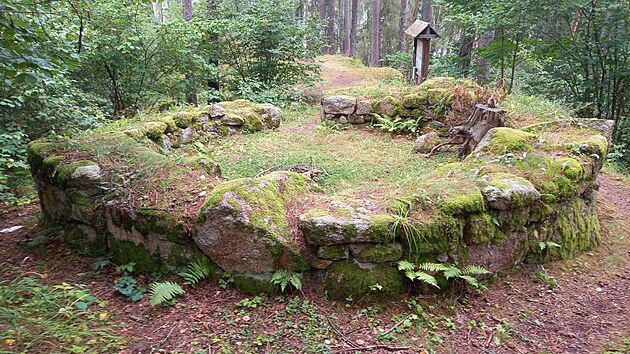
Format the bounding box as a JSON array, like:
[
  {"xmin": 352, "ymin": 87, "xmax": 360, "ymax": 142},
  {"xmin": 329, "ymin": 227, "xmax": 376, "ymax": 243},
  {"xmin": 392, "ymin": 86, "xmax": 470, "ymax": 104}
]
[
  {"xmin": 211, "ymin": 106, "xmax": 446, "ymax": 198},
  {"xmin": 0, "ymin": 276, "xmax": 124, "ymax": 353},
  {"xmin": 503, "ymin": 93, "xmax": 572, "ymax": 128}
]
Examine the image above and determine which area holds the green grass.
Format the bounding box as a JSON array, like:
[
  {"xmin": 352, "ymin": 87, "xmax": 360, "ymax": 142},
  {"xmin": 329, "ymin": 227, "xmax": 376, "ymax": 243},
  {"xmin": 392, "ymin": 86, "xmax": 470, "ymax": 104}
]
[
  {"xmin": 503, "ymin": 93, "xmax": 572, "ymax": 128},
  {"xmin": 211, "ymin": 106, "xmax": 451, "ymax": 199},
  {"xmin": 0, "ymin": 276, "xmax": 125, "ymax": 353}
]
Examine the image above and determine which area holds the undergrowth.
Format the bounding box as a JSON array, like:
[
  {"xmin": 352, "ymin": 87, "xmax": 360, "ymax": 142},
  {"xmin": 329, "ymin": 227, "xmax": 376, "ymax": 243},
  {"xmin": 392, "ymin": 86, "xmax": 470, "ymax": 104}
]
[{"xmin": 0, "ymin": 276, "xmax": 124, "ymax": 353}]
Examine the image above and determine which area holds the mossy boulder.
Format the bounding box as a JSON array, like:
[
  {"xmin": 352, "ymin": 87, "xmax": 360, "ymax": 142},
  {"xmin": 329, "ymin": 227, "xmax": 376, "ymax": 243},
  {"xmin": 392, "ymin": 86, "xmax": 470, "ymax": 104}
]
[
  {"xmin": 349, "ymin": 243, "xmax": 403, "ymax": 263},
  {"xmin": 481, "ymin": 173, "xmax": 541, "ymax": 210},
  {"xmin": 472, "ymin": 127, "xmax": 536, "ymax": 155},
  {"xmin": 299, "ymin": 199, "xmax": 396, "ymax": 245},
  {"xmin": 195, "ymin": 171, "xmax": 316, "ymax": 274},
  {"xmin": 323, "ymin": 260, "xmax": 406, "ymax": 301}
]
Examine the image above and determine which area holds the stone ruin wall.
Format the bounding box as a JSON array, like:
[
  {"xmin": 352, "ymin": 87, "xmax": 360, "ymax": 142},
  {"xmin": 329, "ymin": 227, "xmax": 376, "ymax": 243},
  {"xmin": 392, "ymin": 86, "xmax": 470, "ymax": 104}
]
[{"xmin": 28, "ymin": 89, "xmax": 614, "ymax": 300}]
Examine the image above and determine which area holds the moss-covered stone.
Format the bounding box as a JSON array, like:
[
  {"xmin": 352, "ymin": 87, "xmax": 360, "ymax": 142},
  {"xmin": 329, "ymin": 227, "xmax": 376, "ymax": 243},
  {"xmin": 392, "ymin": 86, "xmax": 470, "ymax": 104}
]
[
  {"xmin": 195, "ymin": 171, "xmax": 315, "ymax": 274},
  {"xmin": 349, "ymin": 243, "xmax": 403, "ymax": 263},
  {"xmin": 402, "ymin": 215, "xmax": 464, "ymax": 256},
  {"xmin": 300, "ymin": 211, "xmax": 397, "ymax": 245},
  {"xmin": 323, "ymin": 260, "xmax": 406, "ymax": 301},
  {"xmin": 479, "ymin": 128, "xmax": 537, "ymax": 154},
  {"xmin": 464, "ymin": 213, "xmax": 500, "ymax": 245},
  {"xmin": 317, "ymin": 245, "xmax": 349, "ymax": 260},
  {"xmin": 109, "ymin": 238, "xmax": 163, "ymax": 272},
  {"xmin": 63, "ymin": 224, "xmax": 108, "ymax": 256},
  {"xmin": 135, "ymin": 209, "xmax": 189, "ymax": 244},
  {"xmin": 402, "ymin": 93, "xmax": 429, "ymax": 109},
  {"xmin": 243, "ymin": 113, "xmax": 265, "ymax": 132},
  {"xmin": 142, "ymin": 121, "xmax": 168, "ymax": 140},
  {"xmin": 222, "ymin": 113, "xmax": 245, "ymax": 126},
  {"xmin": 437, "ymin": 189, "xmax": 486, "ymax": 215},
  {"xmin": 172, "ymin": 112, "xmax": 194, "ymax": 128}
]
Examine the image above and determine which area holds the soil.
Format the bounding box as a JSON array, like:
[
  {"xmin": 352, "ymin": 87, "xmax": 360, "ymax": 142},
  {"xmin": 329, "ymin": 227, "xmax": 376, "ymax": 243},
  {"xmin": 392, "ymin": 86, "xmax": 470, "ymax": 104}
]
[{"xmin": 1, "ymin": 56, "xmax": 628, "ymax": 353}]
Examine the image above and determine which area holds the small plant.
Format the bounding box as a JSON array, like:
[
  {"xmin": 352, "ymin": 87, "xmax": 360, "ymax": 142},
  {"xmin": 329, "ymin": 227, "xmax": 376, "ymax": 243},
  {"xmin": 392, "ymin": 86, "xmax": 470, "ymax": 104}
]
[
  {"xmin": 237, "ymin": 296, "xmax": 266, "ymax": 309},
  {"xmin": 270, "ymin": 269, "xmax": 302, "ymax": 293},
  {"xmin": 538, "ymin": 241, "xmax": 561, "ymax": 251},
  {"xmin": 91, "ymin": 254, "xmax": 113, "ymax": 270},
  {"xmin": 179, "ymin": 257, "xmax": 216, "ymax": 288},
  {"xmin": 148, "ymin": 281, "xmax": 185, "ymax": 306},
  {"xmin": 375, "ymin": 115, "xmax": 423, "ymax": 135},
  {"xmin": 397, "ymin": 260, "xmax": 490, "ymax": 290},
  {"xmin": 391, "ymin": 200, "xmax": 426, "ymax": 259},
  {"xmin": 113, "ymin": 262, "xmax": 145, "ymax": 301},
  {"xmin": 218, "ymin": 273, "xmax": 234, "ymax": 289},
  {"xmin": 114, "ymin": 275, "xmax": 145, "ymax": 301},
  {"xmin": 534, "ymin": 268, "xmax": 558, "ymax": 288}
]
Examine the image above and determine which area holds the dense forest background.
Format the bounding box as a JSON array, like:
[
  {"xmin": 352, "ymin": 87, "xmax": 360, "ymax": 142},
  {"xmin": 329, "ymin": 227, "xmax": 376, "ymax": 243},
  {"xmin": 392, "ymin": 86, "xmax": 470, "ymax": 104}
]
[{"xmin": 1, "ymin": 0, "xmax": 628, "ymax": 204}]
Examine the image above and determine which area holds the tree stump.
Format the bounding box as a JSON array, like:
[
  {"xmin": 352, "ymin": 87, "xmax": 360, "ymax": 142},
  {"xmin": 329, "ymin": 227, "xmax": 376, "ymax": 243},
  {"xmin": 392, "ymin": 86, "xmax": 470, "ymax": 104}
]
[{"xmin": 456, "ymin": 103, "xmax": 506, "ymax": 157}]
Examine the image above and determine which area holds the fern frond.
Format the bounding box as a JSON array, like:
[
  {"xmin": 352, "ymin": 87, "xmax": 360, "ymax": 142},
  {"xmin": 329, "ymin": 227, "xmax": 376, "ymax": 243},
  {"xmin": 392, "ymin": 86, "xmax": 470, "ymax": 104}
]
[
  {"xmin": 149, "ymin": 281, "xmax": 185, "ymax": 306},
  {"xmin": 179, "ymin": 257, "xmax": 215, "ymax": 288},
  {"xmin": 404, "ymin": 270, "xmax": 417, "ymax": 280},
  {"xmin": 457, "ymin": 275, "xmax": 482, "ymax": 289},
  {"xmin": 463, "ymin": 265, "xmax": 491, "ymax": 275},
  {"xmin": 397, "ymin": 260, "xmax": 415, "ymax": 271},
  {"xmin": 443, "ymin": 266, "xmax": 462, "ymax": 279},
  {"xmin": 418, "ymin": 262, "xmax": 449, "ymax": 272},
  {"xmin": 414, "ymin": 272, "xmax": 440, "ymax": 288}
]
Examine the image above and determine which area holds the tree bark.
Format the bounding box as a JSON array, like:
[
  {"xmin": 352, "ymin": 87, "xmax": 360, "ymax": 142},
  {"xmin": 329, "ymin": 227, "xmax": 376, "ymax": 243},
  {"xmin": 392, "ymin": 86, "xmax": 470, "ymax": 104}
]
[
  {"xmin": 182, "ymin": 0, "xmax": 192, "ymax": 21},
  {"xmin": 398, "ymin": 0, "xmax": 408, "ymax": 52},
  {"xmin": 325, "ymin": 0, "xmax": 335, "ymax": 54},
  {"xmin": 406, "ymin": 0, "xmax": 419, "ymax": 51},
  {"xmin": 475, "ymin": 30, "xmax": 495, "ymax": 83},
  {"xmin": 349, "ymin": 0, "xmax": 358, "ymax": 56},
  {"xmin": 421, "ymin": 0, "xmax": 432, "ymax": 23},
  {"xmin": 458, "ymin": 30, "xmax": 475, "ymax": 77},
  {"xmin": 458, "ymin": 104, "xmax": 506, "ymax": 157},
  {"xmin": 369, "ymin": 0, "xmax": 382, "ymax": 66},
  {"xmin": 342, "ymin": 0, "xmax": 351, "ymax": 55}
]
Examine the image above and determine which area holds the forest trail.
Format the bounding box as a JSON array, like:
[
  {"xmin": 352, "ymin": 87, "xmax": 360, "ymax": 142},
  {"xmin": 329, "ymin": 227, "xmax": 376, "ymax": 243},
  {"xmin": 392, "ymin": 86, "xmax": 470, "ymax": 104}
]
[{"xmin": 0, "ymin": 57, "xmax": 629, "ymax": 353}]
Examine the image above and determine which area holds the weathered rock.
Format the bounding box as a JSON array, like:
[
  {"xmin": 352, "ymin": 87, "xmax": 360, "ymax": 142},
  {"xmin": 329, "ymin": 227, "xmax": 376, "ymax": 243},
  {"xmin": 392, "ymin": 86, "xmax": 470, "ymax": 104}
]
[
  {"xmin": 180, "ymin": 127, "xmax": 195, "ymax": 145},
  {"xmin": 347, "ymin": 114, "xmax": 365, "ymax": 124},
  {"xmin": 222, "ymin": 113, "xmax": 244, "ymax": 126},
  {"xmin": 259, "ymin": 103, "xmax": 282, "ymax": 128},
  {"xmin": 196, "ymin": 114, "xmax": 209, "ymax": 123},
  {"xmin": 376, "ymin": 96, "xmax": 400, "ymax": 116},
  {"xmin": 209, "ymin": 104, "xmax": 226, "ymax": 118},
  {"xmin": 413, "ymin": 131, "xmax": 441, "ymax": 153},
  {"xmin": 349, "ymin": 243, "xmax": 403, "ymax": 263},
  {"xmin": 317, "ymin": 245, "xmax": 349, "ymax": 260},
  {"xmin": 482, "ymin": 174, "xmax": 541, "ymax": 210},
  {"xmin": 195, "ymin": 172, "xmax": 316, "ymax": 274},
  {"xmin": 69, "ymin": 165, "xmax": 101, "ymax": 185},
  {"xmin": 355, "ymin": 99, "xmax": 372, "ymax": 115},
  {"xmin": 323, "ymin": 260, "xmax": 406, "ymax": 300},
  {"xmin": 337, "ymin": 116, "xmax": 348, "ymax": 124},
  {"xmin": 466, "ymin": 231, "xmax": 529, "ymax": 273},
  {"xmin": 300, "ymin": 198, "xmax": 396, "ymax": 246},
  {"xmin": 322, "ymin": 95, "xmax": 356, "ymax": 115}
]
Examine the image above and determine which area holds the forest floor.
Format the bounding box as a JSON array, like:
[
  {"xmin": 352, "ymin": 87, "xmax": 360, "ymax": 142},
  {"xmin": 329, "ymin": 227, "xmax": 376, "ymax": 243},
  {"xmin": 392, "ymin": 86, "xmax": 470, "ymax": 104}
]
[{"xmin": 1, "ymin": 56, "xmax": 629, "ymax": 354}]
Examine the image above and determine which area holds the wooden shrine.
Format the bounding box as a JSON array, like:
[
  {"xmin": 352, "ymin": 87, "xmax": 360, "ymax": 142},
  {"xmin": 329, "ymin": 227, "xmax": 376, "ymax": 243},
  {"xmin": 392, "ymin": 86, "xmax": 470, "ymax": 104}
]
[{"xmin": 405, "ymin": 20, "xmax": 439, "ymax": 84}]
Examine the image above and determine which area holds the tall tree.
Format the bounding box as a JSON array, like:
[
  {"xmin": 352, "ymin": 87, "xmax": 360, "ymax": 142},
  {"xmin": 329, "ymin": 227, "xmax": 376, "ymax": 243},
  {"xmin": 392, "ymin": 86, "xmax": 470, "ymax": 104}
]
[
  {"xmin": 342, "ymin": 0, "xmax": 351, "ymax": 55},
  {"xmin": 349, "ymin": 0, "xmax": 358, "ymax": 56},
  {"xmin": 398, "ymin": 0, "xmax": 408, "ymax": 51},
  {"xmin": 406, "ymin": 0, "xmax": 419, "ymax": 51},
  {"xmin": 369, "ymin": 0, "xmax": 382, "ymax": 66},
  {"xmin": 325, "ymin": 0, "xmax": 335, "ymax": 54},
  {"xmin": 421, "ymin": 0, "xmax": 432, "ymax": 23},
  {"xmin": 182, "ymin": 0, "xmax": 192, "ymax": 21}
]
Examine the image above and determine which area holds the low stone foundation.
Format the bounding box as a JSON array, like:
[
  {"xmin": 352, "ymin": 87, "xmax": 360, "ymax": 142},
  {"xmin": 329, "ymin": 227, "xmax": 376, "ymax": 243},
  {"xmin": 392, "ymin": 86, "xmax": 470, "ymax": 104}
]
[{"xmin": 28, "ymin": 93, "xmax": 612, "ymax": 300}]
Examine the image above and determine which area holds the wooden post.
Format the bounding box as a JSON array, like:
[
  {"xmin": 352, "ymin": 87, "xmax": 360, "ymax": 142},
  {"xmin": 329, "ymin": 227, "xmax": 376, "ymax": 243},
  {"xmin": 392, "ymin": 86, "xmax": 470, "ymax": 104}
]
[
  {"xmin": 405, "ymin": 20, "xmax": 438, "ymax": 85},
  {"xmin": 420, "ymin": 38, "xmax": 430, "ymax": 83}
]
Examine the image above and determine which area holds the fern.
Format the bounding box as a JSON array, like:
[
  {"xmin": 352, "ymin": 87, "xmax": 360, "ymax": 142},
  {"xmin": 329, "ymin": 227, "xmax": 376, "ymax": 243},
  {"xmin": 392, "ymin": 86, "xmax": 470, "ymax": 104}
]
[
  {"xmin": 414, "ymin": 272, "xmax": 440, "ymax": 288},
  {"xmin": 418, "ymin": 263, "xmax": 450, "ymax": 272},
  {"xmin": 397, "ymin": 260, "xmax": 490, "ymax": 291},
  {"xmin": 179, "ymin": 257, "xmax": 215, "ymax": 288},
  {"xmin": 270, "ymin": 269, "xmax": 302, "ymax": 293},
  {"xmin": 149, "ymin": 281, "xmax": 185, "ymax": 306},
  {"xmin": 463, "ymin": 265, "xmax": 491, "ymax": 275}
]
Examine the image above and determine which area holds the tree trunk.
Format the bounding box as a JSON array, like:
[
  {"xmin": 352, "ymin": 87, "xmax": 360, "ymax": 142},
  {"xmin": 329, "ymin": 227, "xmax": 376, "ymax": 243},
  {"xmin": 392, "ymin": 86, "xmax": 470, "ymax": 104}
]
[
  {"xmin": 342, "ymin": 0, "xmax": 351, "ymax": 55},
  {"xmin": 182, "ymin": 0, "xmax": 196, "ymax": 104},
  {"xmin": 458, "ymin": 104, "xmax": 506, "ymax": 156},
  {"xmin": 369, "ymin": 0, "xmax": 382, "ymax": 67},
  {"xmin": 421, "ymin": 0, "xmax": 432, "ymax": 23},
  {"xmin": 349, "ymin": 0, "xmax": 358, "ymax": 56},
  {"xmin": 458, "ymin": 31, "xmax": 475, "ymax": 77},
  {"xmin": 325, "ymin": 0, "xmax": 335, "ymax": 54},
  {"xmin": 398, "ymin": 0, "xmax": 408, "ymax": 52},
  {"xmin": 475, "ymin": 30, "xmax": 495, "ymax": 83},
  {"xmin": 182, "ymin": 0, "xmax": 192, "ymax": 21},
  {"xmin": 406, "ymin": 0, "xmax": 419, "ymax": 51}
]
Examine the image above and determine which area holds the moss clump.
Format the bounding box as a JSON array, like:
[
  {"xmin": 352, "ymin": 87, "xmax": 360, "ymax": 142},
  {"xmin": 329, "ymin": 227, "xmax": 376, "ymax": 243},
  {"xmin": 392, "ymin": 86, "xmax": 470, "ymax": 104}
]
[
  {"xmin": 482, "ymin": 128, "xmax": 537, "ymax": 154},
  {"xmin": 222, "ymin": 113, "xmax": 245, "ymax": 126},
  {"xmin": 243, "ymin": 113, "xmax": 265, "ymax": 132},
  {"xmin": 135, "ymin": 209, "xmax": 188, "ymax": 244},
  {"xmin": 232, "ymin": 273, "xmax": 278, "ymax": 295},
  {"xmin": 402, "ymin": 93, "xmax": 429, "ymax": 109},
  {"xmin": 403, "ymin": 215, "xmax": 464, "ymax": 255},
  {"xmin": 318, "ymin": 245, "xmax": 348, "ymax": 260},
  {"xmin": 142, "ymin": 121, "xmax": 168, "ymax": 139},
  {"xmin": 172, "ymin": 112, "xmax": 194, "ymax": 128},
  {"xmin": 323, "ymin": 260, "xmax": 406, "ymax": 301},
  {"xmin": 159, "ymin": 116, "xmax": 178, "ymax": 132},
  {"xmin": 351, "ymin": 243, "xmax": 403, "ymax": 263},
  {"xmin": 109, "ymin": 238, "xmax": 163, "ymax": 272},
  {"xmin": 438, "ymin": 188, "xmax": 486, "ymax": 215},
  {"xmin": 555, "ymin": 158, "xmax": 584, "ymax": 181},
  {"xmin": 63, "ymin": 225, "xmax": 108, "ymax": 256},
  {"xmin": 56, "ymin": 160, "xmax": 98, "ymax": 185},
  {"xmin": 464, "ymin": 213, "xmax": 501, "ymax": 245}
]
